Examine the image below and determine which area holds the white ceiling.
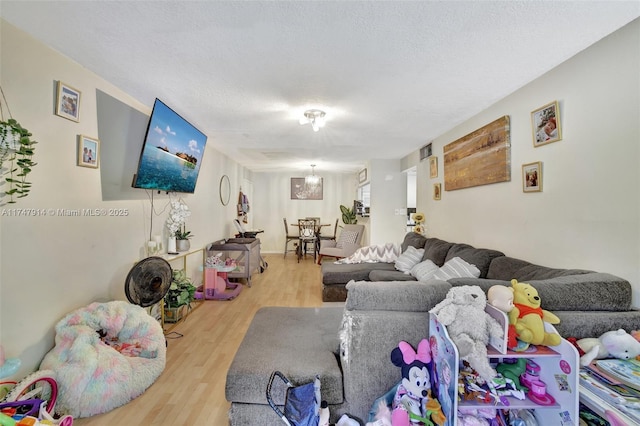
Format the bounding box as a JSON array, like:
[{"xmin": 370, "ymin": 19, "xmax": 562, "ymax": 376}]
[{"xmin": 2, "ymin": 1, "xmax": 638, "ymax": 174}]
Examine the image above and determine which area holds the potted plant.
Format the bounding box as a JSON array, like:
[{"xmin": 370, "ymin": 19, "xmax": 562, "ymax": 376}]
[
  {"xmin": 175, "ymin": 225, "xmax": 193, "ymax": 252},
  {"xmin": 164, "ymin": 269, "xmax": 196, "ymax": 323},
  {"xmin": 0, "ymin": 87, "xmax": 38, "ymax": 204},
  {"xmin": 340, "ymin": 204, "xmax": 358, "ymax": 225}
]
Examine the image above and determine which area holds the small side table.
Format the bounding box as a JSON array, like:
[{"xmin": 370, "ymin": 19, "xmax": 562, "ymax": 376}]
[{"xmin": 199, "ymin": 265, "xmax": 242, "ymax": 300}]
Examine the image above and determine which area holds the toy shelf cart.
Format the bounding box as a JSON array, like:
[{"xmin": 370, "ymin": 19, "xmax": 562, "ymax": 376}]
[
  {"xmin": 429, "ymin": 304, "xmax": 579, "ymax": 425},
  {"xmin": 206, "ymin": 238, "xmax": 265, "ymax": 287}
]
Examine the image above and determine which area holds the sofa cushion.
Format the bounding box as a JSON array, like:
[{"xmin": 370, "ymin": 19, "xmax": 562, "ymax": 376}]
[
  {"xmin": 226, "ymin": 307, "xmax": 344, "ymax": 405},
  {"xmin": 322, "ymin": 262, "xmax": 397, "ymax": 284},
  {"xmin": 432, "ymin": 256, "xmax": 481, "ymax": 280},
  {"xmin": 422, "ymin": 238, "xmax": 454, "ymax": 266},
  {"xmin": 487, "ymin": 256, "xmax": 592, "ymax": 281},
  {"xmin": 336, "ymin": 230, "xmax": 359, "ymax": 248},
  {"xmin": 450, "ymin": 274, "xmax": 631, "ymax": 312},
  {"xmin": 528, "ymin": 273, "xmax": 632, "ymax": 311},
  {"xmin": 394, "ymin": 246, "xmax": 424, "ymax": 274},
  {"xmin": 345, "ymin": 280, "xmax": 451, "ymax": 313},
  {"xmin": 445, "ymin": 244, "xmax": 504, "ymax": 278},
  {"xmin": 400, "ymin": 232, "xmax": 427, "ymax": 252},
  {"xmin": 554, "ymin": 310, "xmax": 640, "ymax": 340},
  {"xmin": 410, "ymin": 259, "xmax": 440, "ymax": 281},
  {"xmin": 369, "ymin": 270, "xmax": 417, "ymax": 282}
]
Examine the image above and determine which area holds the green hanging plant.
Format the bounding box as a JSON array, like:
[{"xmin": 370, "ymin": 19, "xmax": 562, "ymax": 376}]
[{"xmin": 0, "ymin": 87, "xmax": 37, "ymax": 204}]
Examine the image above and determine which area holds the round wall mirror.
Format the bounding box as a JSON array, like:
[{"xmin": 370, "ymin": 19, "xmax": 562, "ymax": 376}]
[{"xmin": 219, "ymin": 175, "xmax": 231, "ymax": 206}]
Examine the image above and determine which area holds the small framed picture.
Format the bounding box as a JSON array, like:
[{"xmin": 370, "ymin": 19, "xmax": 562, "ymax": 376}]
[
  {"xmin": 522, "ymin": 162, "xmax": 542, "ymax": 192},
  {"xmin": 429, "ymin": 157, "xmax": 438, "ymax": 178},
  {"xmin": 433, "ymin": 183, "xmax": 441, "ymax": 200},
  {"xmin": 55, "ymin": 81, "xmax": 81, "ymax": 122},
  {"xmin": 358, "ymin": 168, "xmax": 367, "ymax": 183},
  {"xmin": 77, "ymin": 135, "xmax": 100, "ymax": 168},
  {"xmin": 531, "ymin": 101, "xmax": 561, "ymax": 147}
]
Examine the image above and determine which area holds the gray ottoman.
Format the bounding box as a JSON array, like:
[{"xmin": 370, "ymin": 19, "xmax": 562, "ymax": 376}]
[{"xmin": 226, "ymin": 306, "xmax": 344, "ymax": 425}]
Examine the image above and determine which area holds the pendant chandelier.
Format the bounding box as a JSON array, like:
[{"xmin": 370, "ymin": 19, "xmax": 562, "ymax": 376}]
[{"xmin": 305, "ymin": 164, "xmax": 320, "ymax": 191}]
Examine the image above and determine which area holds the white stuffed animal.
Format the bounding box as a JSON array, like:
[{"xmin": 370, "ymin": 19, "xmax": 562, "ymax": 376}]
[
  {"xmin": 430, "ymin": 285, "xmax": 504, "ymax": 381},
  {"xmin": 576, "ymin": 329, "xmax": 640, "ymax": 367}
]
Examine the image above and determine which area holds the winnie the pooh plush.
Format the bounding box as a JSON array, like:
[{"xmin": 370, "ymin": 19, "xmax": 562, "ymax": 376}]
[{"xmin": 508, "ymin": 279, "xmax": 561, "ymax": 346}]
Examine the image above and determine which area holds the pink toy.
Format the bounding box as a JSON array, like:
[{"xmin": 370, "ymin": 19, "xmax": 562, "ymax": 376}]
[
  {"xmin": 519, "ymin": 359, "xmax": 555, "ymax": 406},
  {"xmin": 390, "ymin": 340, "xmax": 446, "ymax": 426}
]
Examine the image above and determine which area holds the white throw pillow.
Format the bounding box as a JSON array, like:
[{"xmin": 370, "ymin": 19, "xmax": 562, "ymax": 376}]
[
  {"xmin": 335, "ymin": 230, "xmax": 359, "ymax": 248},
  {"xmin": 394, "ymin": 246, "xmax": 425, "ymax": 274},
  {"xmin": 431, "ymin": 256, "xmax": 481, "ymax": 280},
  {"xmin": 410, "ymin": 259, "xmax": 439, "ymax": 281}
]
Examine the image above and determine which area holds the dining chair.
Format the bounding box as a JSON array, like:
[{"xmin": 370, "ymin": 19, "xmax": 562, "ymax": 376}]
[
  {"xmin": 306, "ymin": 217, "xmax": 322, "ymax": 254},
  {"xmin": 319, "ymin": 218, "xmax": 339, "ymax": 242},
  {"xmin": 283, "ymin": 218, "xmax": 299, "ymax": 258},
  {"xmin": 297, "ymin": 219, "xmax": 317, "ymax": 262}
]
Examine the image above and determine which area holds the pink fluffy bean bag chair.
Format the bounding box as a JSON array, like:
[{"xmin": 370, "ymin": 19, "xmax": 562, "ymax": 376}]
[{"xmin": 40, "ymin": 301, "xmax": 166, "ymax": 418}]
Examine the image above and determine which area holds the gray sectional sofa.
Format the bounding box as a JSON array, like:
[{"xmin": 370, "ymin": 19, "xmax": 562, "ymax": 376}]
[{"xmin": 226, "ymin": 233, "xmax": 640, "ymax": 425}]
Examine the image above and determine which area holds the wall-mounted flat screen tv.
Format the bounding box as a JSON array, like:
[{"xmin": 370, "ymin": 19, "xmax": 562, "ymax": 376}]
[{"xmin": 132, "ymin": 98, "xmax": 207, "ymax": 194}]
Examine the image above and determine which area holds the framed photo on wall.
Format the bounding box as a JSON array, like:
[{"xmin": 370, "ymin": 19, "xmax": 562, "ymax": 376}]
[
  {"xmin": 531, "ymin": 101, "xmax": 561, "ymax": 147},
  {"xmin": 55, "ymin": 81, "xmax": 81, "ymax": 122},
  {"xmin": 77, "ymin": 135, "xmax": 100, "ymax": 168},
  {"xmin": 522, "ymin": 162, "xmax": 542, "ymax": 192},
  {"xmin": 433, "ymin": 183, "xmax": 441, "ymax": 200},
  {"xmin": 358, "ymin": 168, "xmax": 367, "ymax": 183},
  {"xmin": 290, "ymin": 177, "xmax": 323, "ymax": 200},
  {"xmin": 429, "ymin": 156, "xmax": 438, "ymax": 178}
]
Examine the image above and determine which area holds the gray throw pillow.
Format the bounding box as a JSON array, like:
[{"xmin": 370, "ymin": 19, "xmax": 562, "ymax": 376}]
[
  {"xmin": 432, "ymin": 256, "xmax": 480, "ymax": 280},
  {"xmin": 395, "ymin": 246, "xmax": 425, "ymax": 274},
  {"xmin": 410, "ymin": 259, "xmax": 439, "ymax": 281}
]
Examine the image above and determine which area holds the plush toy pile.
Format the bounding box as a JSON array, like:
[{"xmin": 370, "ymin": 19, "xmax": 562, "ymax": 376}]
[{"xmin": 40, "ymin": 301, "xmax": 166, "ymax": 418}]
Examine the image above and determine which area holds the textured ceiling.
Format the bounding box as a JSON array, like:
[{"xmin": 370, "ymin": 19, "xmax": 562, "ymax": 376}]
[{"xmin": 1, "ymin": 1, "xmax": 638, "ymax": 173}]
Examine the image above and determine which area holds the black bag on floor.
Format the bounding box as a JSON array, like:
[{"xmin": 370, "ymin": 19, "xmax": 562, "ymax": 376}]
[{"xmin": 266, "ymin": 370, "xmax": 321, "ymax": 426}]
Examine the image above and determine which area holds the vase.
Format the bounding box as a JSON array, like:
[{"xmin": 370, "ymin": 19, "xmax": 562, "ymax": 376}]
[
  {"xmin": 164, "ymin": 305, "xmax": 185, "ymax": 323},
  {"xmin": 176, "ymin": 239, "xmax": 190, "ymax": 252},
  {"xmin": 167, "ymin": 236, "xmax": 177, "ymax": 254}
]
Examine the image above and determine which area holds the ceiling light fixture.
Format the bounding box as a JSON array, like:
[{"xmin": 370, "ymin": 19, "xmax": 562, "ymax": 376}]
[
  {"xmin": 305, "ymin": 164, "xmax": 320, "ymax": 189},
  {"xmin": 299, "ymin": 109, "xmax": 326, "ymax": 132}
]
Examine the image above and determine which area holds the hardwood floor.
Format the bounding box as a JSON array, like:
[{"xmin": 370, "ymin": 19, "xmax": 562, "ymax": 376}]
[{"xmin": 74, "ymin": 253, "xmax": 325, "ymax": 425}]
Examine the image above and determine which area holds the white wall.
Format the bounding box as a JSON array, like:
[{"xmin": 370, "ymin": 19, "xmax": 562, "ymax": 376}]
[
  {"xmin": 0, "ymin": 20, "xmax": 248, "ymax": 376},
  {"xmin": 407, "ymin": 19, "xmax": 640, "ymax": 306},
  {"xmin": 368, "ymin": 159, "xmax": 408, "ymax": 245}
]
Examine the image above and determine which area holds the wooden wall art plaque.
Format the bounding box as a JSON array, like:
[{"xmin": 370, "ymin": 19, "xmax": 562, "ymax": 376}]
[{"xmin": 444, "ymin": 115, "xmax": 511, "ymax": 191}]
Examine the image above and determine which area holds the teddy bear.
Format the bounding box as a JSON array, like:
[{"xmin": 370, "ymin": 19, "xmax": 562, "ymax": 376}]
[
  {"xmin": 430, "ymin": 285, "xmax": 503, "ymax": 382},
  {"xmin": 390, "ymin": 339, "xmax": 446, "ymax": 426},
  {"xmin": 574, "ymin": 329, "xmax": 640, "ymax": 367},
  {"xmin": 508, "ymin": 279, "xmax": 561, "ymax": 347}
]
